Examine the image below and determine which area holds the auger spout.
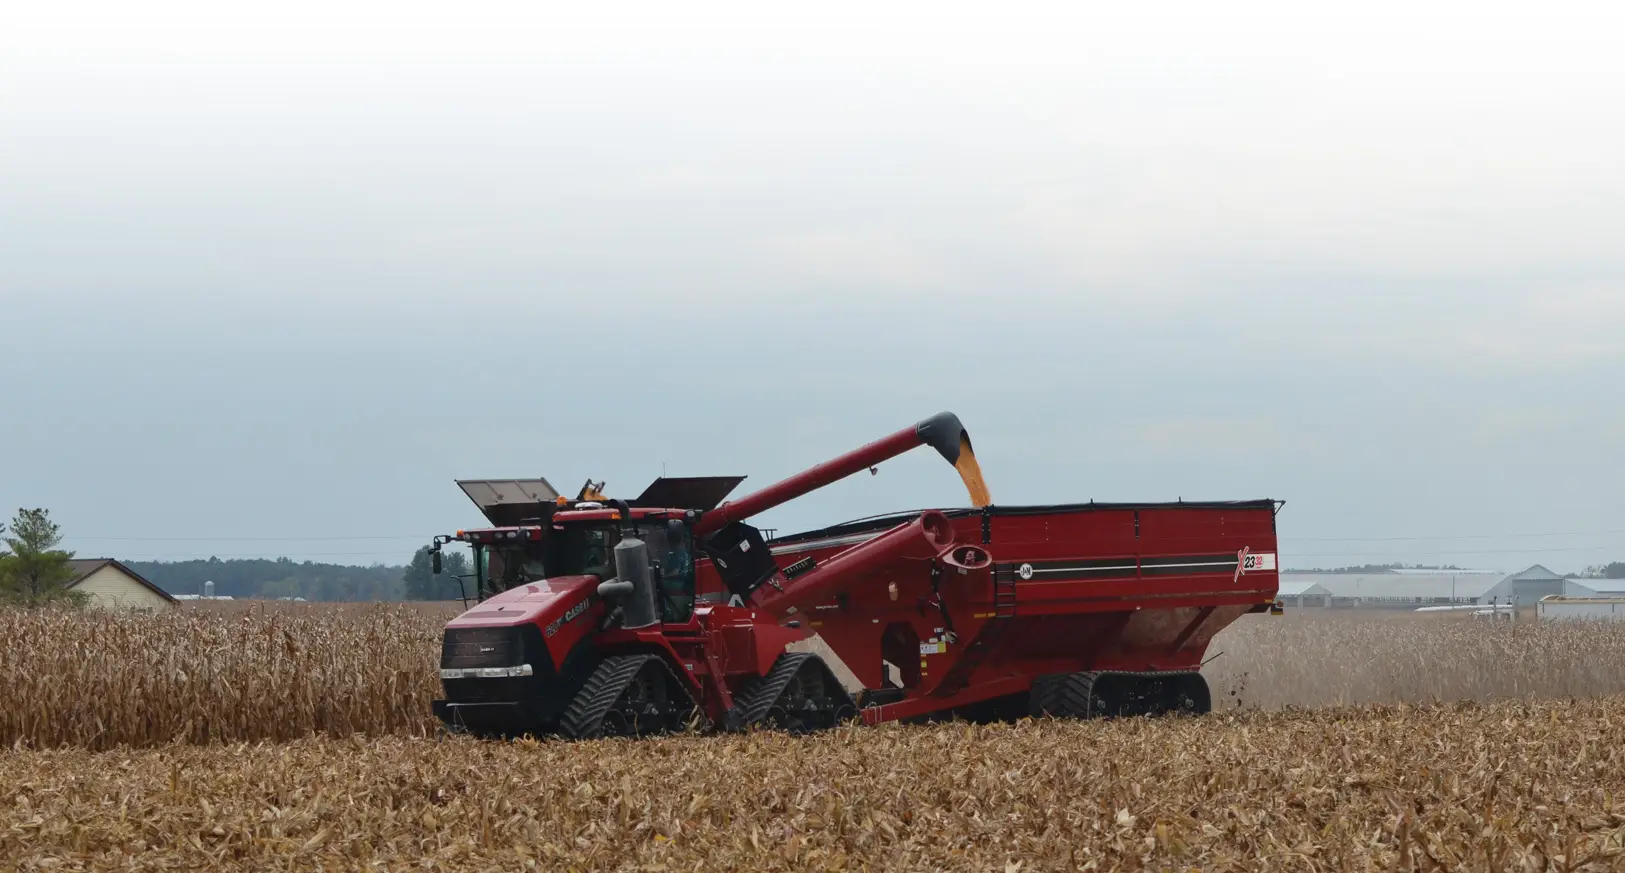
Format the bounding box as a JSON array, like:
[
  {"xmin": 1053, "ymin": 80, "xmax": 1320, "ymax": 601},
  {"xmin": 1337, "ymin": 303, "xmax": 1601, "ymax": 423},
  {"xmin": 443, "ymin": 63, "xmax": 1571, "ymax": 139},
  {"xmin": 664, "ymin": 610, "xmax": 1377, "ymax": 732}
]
[{"xmin": 693, "ymin": 412, "xmax": 990, "ymax": 537}]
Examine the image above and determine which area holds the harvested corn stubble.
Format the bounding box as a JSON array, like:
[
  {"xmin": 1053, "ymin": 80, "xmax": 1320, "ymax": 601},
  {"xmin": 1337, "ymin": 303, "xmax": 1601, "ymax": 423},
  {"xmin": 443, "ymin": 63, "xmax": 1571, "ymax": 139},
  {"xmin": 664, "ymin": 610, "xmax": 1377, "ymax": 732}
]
[{"xmin": 3, "ymin": 698, "xmax": 1624, "ymax": 872}]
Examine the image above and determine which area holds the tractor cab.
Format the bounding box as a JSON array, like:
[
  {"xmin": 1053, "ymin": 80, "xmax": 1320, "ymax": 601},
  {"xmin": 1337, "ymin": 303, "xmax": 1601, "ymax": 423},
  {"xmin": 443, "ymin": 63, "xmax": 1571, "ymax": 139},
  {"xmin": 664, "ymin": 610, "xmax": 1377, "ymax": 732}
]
[
  {"xmin": 428, "ymin": 475, "xmax": 745, "ymax": 623},
  {"xmin": 442, "ymin": 513, "xmax": 695, "ymax": 622}
]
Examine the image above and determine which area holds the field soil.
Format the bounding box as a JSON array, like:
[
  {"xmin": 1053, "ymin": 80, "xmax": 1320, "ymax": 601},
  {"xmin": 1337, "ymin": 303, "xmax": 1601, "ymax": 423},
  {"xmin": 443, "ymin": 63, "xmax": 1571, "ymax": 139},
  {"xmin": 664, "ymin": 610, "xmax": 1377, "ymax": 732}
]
[{"xmin": 4, "ymin": 698, "xmax": 1623, "ymax": 871}]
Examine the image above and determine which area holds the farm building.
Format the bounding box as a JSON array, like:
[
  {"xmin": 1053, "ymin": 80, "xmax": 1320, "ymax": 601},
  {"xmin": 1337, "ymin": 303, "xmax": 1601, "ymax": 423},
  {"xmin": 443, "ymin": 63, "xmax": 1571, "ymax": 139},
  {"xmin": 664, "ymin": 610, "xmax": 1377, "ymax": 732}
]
[
  {"xmin": 1276, "ymin": 565, "xmax": 1565, "ymax": 609},
  {"xmin": 1563, "ymin": 577, "xmax": 1625, "ymax": 598},
  {"xmin": 1277, "ymin": 578, "xmax": 1332, "ymax": 607},
  {"xmin": 1538, "ymin": 595, "xmax": 1625, "ymax": 621},
  {"xmin": 1496, "ymin": 564, "xmax": 1567, "ymax": 602},
  {"xmin": 65, "ymin": 559, "xmax": 176, "ymax": 611}
]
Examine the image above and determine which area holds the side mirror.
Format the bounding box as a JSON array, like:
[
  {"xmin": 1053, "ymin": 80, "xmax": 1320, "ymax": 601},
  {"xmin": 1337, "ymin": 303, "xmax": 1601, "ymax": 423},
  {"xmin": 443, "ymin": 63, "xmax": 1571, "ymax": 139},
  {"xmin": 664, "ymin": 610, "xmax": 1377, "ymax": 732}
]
[{"xmin": 431, "ymin": 549, "xmax": 443, "ymax": 575}]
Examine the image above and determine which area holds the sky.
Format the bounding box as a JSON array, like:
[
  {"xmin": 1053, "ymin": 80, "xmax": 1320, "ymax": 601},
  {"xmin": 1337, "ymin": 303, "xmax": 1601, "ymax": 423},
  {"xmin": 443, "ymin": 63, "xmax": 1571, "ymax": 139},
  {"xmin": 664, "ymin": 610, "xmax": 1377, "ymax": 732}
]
[{"xmin": 2, "ymin": 1, "xmax": 1623, "ymax": 574}]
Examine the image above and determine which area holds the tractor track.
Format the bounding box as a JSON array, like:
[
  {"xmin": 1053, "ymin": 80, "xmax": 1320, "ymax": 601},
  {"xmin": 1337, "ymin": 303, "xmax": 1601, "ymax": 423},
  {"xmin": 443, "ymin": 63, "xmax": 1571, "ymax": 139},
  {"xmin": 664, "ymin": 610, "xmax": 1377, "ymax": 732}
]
[
  {"xmin": 733, "ymin": 652, "xmax": 857, "ymax": 733},
  {"xmin": 557, "ymin": 654, "xmax": 700, "ymax": 739}
]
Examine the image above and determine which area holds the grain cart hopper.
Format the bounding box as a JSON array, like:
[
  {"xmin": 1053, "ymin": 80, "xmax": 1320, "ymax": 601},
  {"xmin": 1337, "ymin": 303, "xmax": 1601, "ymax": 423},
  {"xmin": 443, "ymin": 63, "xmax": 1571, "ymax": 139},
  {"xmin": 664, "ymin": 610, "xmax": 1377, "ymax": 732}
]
[{"xmin": 429, "ymin": 412, "xmax": 1282, "ymax": 738}]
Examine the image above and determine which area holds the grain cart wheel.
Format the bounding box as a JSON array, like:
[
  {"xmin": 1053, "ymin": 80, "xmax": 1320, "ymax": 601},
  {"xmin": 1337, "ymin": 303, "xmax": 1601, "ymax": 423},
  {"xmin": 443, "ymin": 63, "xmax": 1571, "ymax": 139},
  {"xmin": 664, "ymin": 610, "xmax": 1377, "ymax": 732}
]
[{"xmin": 1029, "ymin": 673, "xmax": 1103, "ymax": 719}]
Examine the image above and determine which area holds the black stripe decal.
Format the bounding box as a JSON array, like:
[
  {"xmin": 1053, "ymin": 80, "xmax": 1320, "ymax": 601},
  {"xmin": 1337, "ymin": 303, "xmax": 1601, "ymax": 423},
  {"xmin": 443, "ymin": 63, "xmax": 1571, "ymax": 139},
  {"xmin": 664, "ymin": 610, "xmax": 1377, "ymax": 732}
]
[
  {"xmin": 995, "ymin": 554, "xmax": 1241, "ymax": 581},
  {"xmin": 995, "ymin": 558, "xmax": 1139, "ymax": 582},
  {"xmin": 1138, "ymin": 554, "xmax": 1240, "ymax": 577}
]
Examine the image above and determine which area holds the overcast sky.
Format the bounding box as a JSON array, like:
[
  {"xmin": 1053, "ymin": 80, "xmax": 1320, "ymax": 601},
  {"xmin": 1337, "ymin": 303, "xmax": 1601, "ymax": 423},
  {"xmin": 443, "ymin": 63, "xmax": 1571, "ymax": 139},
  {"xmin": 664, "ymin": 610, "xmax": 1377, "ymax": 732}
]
[{"xmin": 3, "ymin": 1, "xmax": 1623, "ymax": 573}]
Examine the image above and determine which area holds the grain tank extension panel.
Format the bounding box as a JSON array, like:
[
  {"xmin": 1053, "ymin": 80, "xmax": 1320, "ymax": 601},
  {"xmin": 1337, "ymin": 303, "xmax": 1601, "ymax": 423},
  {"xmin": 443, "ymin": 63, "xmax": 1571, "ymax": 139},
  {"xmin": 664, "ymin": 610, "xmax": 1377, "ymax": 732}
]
[{"xmin": 457, "ymin": 479, "xmax": 561, "ymax": 526}]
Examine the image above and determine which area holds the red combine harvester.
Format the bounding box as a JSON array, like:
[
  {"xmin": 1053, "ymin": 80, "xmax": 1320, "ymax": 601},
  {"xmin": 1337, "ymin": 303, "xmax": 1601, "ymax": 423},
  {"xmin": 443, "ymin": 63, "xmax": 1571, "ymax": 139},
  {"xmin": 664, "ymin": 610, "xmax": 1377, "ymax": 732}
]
[{"xmin": 428, "ymin": 412, "xmax": 1283, "ymax": 738}]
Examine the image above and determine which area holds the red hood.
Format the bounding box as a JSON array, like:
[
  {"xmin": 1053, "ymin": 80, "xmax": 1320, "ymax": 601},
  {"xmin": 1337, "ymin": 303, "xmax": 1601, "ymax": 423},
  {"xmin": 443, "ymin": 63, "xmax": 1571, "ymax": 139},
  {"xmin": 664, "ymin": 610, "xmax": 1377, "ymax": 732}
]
[{"xmin": 445, "ymin": 575, "xmax": 600, "ymax": 628}]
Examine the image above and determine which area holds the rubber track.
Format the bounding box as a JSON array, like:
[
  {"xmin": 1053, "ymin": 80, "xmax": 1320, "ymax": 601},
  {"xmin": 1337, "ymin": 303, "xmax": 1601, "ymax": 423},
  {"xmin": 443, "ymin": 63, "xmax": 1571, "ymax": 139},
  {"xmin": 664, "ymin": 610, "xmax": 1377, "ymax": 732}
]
[
  {"xmin": 1099, "ymin": 668, "xmax": 1212, "ymax": 716},
  {"xmin": 732, "ymin": 652, "xmax": 857, "ymax": 729},
  {"xmin": 733, "ymin": 652, "xmax": 818, "ymax": 726},
  {"xmin": 557, "ymin": 654, "xmax": 696, "ymax": 740},
  {"xmin": 1031, "ymin": 670, "xmax": 1210, "ymax": 719}
]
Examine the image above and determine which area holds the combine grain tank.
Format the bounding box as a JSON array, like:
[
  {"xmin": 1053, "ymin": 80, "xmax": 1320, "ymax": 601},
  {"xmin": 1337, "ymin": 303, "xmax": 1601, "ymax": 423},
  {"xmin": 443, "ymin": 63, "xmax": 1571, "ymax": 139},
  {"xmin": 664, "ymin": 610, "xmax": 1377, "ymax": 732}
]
[{"xmin": 426, "ymin": 411, "xmax": 1284, "ymax": 739}]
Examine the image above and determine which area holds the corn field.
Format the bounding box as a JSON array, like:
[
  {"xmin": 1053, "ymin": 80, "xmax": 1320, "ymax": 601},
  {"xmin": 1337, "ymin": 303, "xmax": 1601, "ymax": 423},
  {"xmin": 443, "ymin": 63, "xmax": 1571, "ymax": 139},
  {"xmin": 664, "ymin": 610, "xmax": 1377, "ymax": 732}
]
[
  {"xmin": 5, "ymin": 605, "xmax": 1625, "ymax": 870},
  {"xmin": 0, "ymin": 603, "xmax": 448, "ymax": 749},
  {"xmin": 3, "ymin": 699, "xmax": 1623, "ymax": 871},
  {"xmin": 5, "ymin": 604, "xmax": 1625, "ymax": 750}
]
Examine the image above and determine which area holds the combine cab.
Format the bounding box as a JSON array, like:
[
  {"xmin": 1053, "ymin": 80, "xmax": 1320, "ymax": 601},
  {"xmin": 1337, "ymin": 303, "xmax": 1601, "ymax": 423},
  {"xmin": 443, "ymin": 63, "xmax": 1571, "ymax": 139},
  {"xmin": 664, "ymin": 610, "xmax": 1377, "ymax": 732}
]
[{"xmin": 429, "ymin": 412, "xmax": 1282, "ymax": 738}]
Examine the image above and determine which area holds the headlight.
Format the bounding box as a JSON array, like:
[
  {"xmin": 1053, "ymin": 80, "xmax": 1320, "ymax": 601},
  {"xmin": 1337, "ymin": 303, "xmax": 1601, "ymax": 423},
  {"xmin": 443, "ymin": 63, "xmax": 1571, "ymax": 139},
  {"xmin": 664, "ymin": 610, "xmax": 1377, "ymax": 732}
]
[{"xmin": 440, "ymin": 664, "xmax": 534, "ymax": 680}]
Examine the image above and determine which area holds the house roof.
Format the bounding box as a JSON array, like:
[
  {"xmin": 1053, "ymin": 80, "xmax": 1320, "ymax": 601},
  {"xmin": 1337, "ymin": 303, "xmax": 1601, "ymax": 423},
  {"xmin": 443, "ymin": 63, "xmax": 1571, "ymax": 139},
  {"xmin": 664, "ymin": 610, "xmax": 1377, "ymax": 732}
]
[{"xmin": 66, "ymin": 558, "xmax": 177, "ymax": 603}]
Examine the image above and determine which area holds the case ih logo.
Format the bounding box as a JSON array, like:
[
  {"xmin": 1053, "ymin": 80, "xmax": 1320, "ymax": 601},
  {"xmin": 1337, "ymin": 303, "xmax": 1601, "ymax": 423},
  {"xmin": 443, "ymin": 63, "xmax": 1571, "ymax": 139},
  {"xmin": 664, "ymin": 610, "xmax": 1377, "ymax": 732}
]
[{"xmin": 544, "ymin": 596, "xmax": 593, "ymax": 638}]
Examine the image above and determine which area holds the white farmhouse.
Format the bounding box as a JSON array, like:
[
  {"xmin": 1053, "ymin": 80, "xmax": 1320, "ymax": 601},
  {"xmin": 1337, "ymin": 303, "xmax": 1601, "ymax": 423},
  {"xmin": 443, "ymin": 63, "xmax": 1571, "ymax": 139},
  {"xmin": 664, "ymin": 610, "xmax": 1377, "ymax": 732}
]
[{"xmin": 65, "ymin": 559, "xmax": 177, "ymax": 611}]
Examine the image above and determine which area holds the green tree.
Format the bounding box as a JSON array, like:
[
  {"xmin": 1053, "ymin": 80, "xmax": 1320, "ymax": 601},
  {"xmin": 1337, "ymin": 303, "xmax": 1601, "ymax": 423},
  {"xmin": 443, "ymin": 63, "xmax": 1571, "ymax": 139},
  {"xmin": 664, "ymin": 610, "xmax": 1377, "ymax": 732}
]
[
  {"xmin": 1605, "ymin": 562, "xmax": 1625, "ymax": 580},
  {"xmin": 403, "ymin": 546, "xmax": 470, "ymax": 600},
  {"xmin": 0, "ymin": 508, "xmax": 86, "ymax": 607}
]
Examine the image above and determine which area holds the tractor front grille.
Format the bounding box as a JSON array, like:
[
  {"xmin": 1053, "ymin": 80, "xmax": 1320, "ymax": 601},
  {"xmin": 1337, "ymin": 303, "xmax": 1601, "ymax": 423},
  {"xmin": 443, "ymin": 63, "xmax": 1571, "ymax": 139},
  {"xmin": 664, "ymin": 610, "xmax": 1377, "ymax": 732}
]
[{"xmin": 441, "ymin": 627, "xmax": 521, "ymax": 669}]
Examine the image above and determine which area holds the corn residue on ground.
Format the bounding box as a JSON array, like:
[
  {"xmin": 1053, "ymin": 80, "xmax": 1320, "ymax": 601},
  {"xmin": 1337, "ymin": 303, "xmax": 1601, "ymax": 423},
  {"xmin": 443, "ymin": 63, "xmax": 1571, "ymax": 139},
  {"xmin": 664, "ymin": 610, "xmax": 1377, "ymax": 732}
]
[{"xmin": 3, "ymin": 699, "xmax": 1624, "ymax": 872}]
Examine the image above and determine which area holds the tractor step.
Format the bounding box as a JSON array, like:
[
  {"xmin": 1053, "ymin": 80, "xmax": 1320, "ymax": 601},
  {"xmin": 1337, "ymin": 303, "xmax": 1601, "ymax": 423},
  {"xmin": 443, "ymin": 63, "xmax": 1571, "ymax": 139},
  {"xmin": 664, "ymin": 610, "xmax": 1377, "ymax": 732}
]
[{"xmin": 855, "ymin": 686, "xmax": 908, "ymax": 708}]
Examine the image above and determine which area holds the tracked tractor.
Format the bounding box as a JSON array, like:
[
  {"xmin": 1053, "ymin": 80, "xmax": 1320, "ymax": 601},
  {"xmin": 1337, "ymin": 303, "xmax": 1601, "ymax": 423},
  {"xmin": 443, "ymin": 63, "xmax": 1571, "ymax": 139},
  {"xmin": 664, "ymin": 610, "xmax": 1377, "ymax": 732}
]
[{"xmin": 428, "ymin": 412, "xmax": 1282, "ymax": 739}]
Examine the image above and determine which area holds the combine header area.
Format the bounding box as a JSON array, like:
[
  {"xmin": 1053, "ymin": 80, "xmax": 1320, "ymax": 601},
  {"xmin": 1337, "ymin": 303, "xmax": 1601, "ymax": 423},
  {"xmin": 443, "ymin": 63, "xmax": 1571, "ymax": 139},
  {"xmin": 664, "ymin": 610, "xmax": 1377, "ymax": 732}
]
[{"xmin": 428, "ymin": 412, "xmax": 1283, "ymax": 739}]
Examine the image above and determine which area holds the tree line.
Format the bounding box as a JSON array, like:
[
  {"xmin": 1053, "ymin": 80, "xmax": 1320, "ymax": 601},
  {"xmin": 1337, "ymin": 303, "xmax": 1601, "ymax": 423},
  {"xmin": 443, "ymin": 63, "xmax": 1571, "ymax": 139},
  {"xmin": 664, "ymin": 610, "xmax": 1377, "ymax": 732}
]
[
  {"xmin": 1, "ymin": 506, "xmax": 472, "ymax": 604},
  {"xmin": 125, "ymin": 548, "xmax": 470, "ymax": 602}
]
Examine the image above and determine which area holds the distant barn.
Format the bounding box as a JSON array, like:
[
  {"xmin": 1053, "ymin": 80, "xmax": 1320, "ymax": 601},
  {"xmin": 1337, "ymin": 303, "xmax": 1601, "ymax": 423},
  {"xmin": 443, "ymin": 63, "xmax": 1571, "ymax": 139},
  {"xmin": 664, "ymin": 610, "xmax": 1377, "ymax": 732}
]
[
  {"xmin": 1276, "ymin": 564, "xmax": 1567, "ymax": 609},
  {"xmin": 65, "ymin": 559, "xmax": 177, "ymax": 611}
]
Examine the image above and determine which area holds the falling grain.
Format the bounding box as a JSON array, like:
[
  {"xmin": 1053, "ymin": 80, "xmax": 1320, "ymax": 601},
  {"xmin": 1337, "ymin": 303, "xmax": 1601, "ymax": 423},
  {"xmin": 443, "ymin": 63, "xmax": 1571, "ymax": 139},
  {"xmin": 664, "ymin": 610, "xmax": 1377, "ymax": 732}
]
[{"xmin": 952, "ymin": 435, "xmax": 992, "ymax": 507}]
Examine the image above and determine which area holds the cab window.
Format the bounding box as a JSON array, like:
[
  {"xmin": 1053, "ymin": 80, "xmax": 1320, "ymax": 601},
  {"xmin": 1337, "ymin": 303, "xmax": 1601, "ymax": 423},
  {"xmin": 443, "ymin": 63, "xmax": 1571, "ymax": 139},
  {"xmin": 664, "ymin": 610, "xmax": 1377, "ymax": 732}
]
[{"xmin": 652, "ymin": 522, "xmax": 696, "ymax": 623}]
